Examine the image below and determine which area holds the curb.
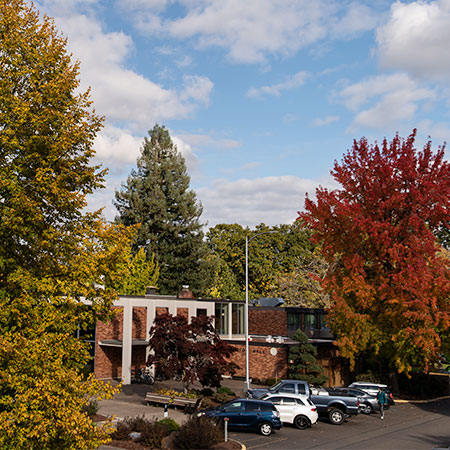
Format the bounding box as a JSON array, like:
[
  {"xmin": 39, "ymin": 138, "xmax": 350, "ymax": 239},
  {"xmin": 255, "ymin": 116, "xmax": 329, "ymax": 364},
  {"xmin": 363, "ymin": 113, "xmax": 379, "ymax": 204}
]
[
  {"xmin": 394, "ymin": 395, "xmax": 450, "ymax": 404},
  {"xmin": 229, "ymin": 438, "xmax": 246, "ymax": 450}
]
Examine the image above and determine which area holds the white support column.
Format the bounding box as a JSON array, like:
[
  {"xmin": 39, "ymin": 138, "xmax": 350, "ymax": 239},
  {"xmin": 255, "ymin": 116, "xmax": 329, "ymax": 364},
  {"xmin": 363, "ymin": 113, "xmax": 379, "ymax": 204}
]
[
  {"xmin": 228, "ymin": 302, "xmax": 233, "ymax": 339},
  {"xmin": 121, "ymin": 301, "xmax": 133, "ymax": 384}
]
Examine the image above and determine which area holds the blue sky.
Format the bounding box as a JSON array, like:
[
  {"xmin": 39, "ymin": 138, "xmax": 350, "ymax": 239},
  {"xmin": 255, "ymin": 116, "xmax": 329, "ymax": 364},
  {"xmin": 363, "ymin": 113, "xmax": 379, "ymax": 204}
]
[{"xmin": 35, "ymin": 0, "xmax": 450, "ymax": 228}]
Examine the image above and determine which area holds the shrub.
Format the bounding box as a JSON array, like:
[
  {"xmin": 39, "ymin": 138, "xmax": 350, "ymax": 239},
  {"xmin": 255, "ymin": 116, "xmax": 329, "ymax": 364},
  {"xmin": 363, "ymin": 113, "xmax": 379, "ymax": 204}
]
[
  {"xmin": 111, "ymin": 416, "xmax": 178, "ymax": 447},
  {"xmin": 157, "ymin": 388, "xmax": 197, "ymax": 399},
  {"xmin": 355, "ymin": 370, "xmax": 382, "ymax": 384},
  {"xmin": 200, "ymin": 397, "xmax": 215, "ymax": 409},
  {"xmin": 111, "ymin": 418, "xmax": 134, "ymax": 440},
  {"xmin": 263, "ymin": 378, "xmax": 277, "ymax": 386},
  {"xmin": 129, "ymin": 415, "xmax": 150, "ymax": 433},
  {"xmin": 82, "ymin": 399, "xmax": 99, "ymax": 417},
  {"xmin": 216, "ymin": 386, "xmax": 235, "ymax": 396},
  {"xmin": 200, "ymin": 387, "xmax": 214, "ymax": 397},
  {"xmin": 174, "ymin": 415, "xmax": 223, "ymax": 449},
  {"xmin": 158, "ymin": 418, "xmax": 180, "ymax": 433},
  {"xmin": 140, "ymin": 420, "xmax": 170, "ymax": 448},
  {"xmin": 213, "ymin": 392, "xmax": 231, "ymax": 404},
  {"xmin": 397, "ymin": 372, "xmax": 446, "ymax": 399}
]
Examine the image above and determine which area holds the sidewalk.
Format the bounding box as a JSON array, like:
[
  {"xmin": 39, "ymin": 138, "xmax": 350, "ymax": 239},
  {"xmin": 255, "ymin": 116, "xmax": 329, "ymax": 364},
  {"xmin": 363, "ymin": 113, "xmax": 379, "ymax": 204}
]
[{"xmin": 99, "ymin": 376, "xmax": 251, "ymax": 417}]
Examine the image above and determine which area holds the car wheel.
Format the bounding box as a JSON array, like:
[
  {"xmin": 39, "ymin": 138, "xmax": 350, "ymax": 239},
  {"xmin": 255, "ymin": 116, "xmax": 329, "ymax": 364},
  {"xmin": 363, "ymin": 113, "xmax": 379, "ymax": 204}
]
[
  {"xmin": 328, "ymin": 408, "xmax": 345, "ymax": 425},
  {"xmin": 259, "ymin": 422, "xmax": 273, "ymax": 436},
  {"xmin": 294, "ymin": 415, "xmax": 310, "ymax": 430},
  {"xmin": 361, "ymin": 403, "xmax": 373, "ymax": 414}
]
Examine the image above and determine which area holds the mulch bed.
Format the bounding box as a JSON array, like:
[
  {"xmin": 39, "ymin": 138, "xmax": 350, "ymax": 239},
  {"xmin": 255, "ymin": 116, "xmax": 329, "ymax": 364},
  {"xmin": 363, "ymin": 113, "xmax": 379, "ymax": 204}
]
[
  {"xmin": 92, "ymin": 414, "xmax": 110, "ymax": 422},
  {"xmin": 108, "ymin": 439, "xmax": 150, "ymax": 449},
  {"xmin": 107, "ymin": 439, "xmax": 241, "ymax": 450}
]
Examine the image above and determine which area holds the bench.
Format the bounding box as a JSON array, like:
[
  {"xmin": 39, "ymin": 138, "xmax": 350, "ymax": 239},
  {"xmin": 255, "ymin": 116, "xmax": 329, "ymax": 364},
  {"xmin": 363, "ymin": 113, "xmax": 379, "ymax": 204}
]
[{"xmin": 145, "ymin": 392, "xmax": 201, "ymax": 412}]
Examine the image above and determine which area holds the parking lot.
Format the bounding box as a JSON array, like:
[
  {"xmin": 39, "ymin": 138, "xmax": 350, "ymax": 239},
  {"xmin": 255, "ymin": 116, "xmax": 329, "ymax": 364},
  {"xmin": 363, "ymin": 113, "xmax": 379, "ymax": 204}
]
[
  {"xmin": 228, "ymin": 398, "xmax": 450, "ymax": 449},
  {"xmin": 99, "ymin": 379, "xmax": 450, "ymax": 450}
]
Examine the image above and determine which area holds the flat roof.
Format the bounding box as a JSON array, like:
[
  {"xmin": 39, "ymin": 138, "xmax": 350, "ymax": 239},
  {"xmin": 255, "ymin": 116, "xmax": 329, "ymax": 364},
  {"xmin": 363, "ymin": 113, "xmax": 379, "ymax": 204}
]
[{"xmin": 99, "ymin": 338, "xmax": 148, "ymax": 348}]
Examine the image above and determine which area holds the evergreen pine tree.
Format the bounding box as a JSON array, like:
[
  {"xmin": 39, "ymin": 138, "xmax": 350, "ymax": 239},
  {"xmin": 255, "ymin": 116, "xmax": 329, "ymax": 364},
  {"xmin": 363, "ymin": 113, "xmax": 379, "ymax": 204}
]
[
  {"xmin": 289, "ymin": 330, "xmax": 328, "ymax": 385},
  {"xmin": 114, "ymin": 125, "xmax": 205, "ymax": 295}
]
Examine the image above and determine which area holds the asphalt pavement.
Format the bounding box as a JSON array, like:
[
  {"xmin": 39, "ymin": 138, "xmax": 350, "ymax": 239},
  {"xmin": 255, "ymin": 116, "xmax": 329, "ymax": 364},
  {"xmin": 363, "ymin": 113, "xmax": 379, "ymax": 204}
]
[{"xmin": 97, "ymin": 379, "xmax": 450, "ymax": 450}]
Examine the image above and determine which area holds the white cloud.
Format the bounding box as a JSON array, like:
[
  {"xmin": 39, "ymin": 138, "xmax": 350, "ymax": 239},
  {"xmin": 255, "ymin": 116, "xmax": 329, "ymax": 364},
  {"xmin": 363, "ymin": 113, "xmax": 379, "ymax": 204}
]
[
  {"xmin": 93, "ymin": 126, "xmax": 142, "ymax": 165},
  {"xmin": 41, "ymin": 10, "xmax": 212, "ymax": 133},
  {"xmin": 180, "ymin": 75, "xmax": 214, "ymax": 106},
  {"xmin": 283, "ymin": 113, "xmax": 297, "ymax": 123},
  {"xmin": 172, "ymin": 136, "xmax": 199, "ymax": 174},
  {"xmin": 130, "ymin": 0, "xmax": 378, "ymax": 64},
  {"xmin": 312, "ymin": 115, "xmax": 339, "ymax": 126},
  {"xmin": 330, "ymin": 3, "xmax": 379, "ymax": 39},
  {"xmin": 417, "ymin": 119, "xmax": 450, "ymax": 145},
  {"xmin": 246, "ymin": 71, "xmax": 309, "ymax": 98},
  {"xmin": 175, "ymin": 133, "xmax": 241, "ymax": 149},
  {"xmin": 197, "ymin": 175, "xmax": 336, "ymax": 228},
  {"xmin": 337, "ymin": 74, "xmax": 436, "ymax": 129},
  {"xmin": 377, "ymin": 0, "xmax": 450, "ymax": 80},
  {"xmin": 241, "ymin": 162, "xmax": 261, "ymax": 170}
]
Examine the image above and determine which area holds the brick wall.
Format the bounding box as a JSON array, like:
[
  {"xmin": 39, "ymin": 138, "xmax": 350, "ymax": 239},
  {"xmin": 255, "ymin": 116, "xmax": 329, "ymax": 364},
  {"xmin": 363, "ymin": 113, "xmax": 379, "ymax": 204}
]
[
  {"xmin": 228, "ymin": 342, "xmax": 289, "ymax": 381},
  {"xmin": 95, "ymin": 306, "xmax": 150, "ymax": 379},
  {"xmin": 249, "ymin": 308, "xmax": 287, "ymax": 336},
  {"xmin": 132, "ymin": 307, "xmax": 147, "ymax": 339},
  {"xmin": 156, "ymin": 307, "xmax": 168, "ymax": 316},
  {"xmin": 176, "ymin": 307, "xmax": 189, "ymax": 319},
  {"xmin": 95, "ymin": 346, "xmax": 122, "ymax": 379}
]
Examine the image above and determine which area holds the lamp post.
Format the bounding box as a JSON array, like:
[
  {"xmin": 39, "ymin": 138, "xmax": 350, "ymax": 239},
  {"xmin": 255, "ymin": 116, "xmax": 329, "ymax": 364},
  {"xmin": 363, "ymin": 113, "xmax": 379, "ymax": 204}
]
[{"xmin": 244, "ymin": 231, "xmax": 275, "ymax": 393}]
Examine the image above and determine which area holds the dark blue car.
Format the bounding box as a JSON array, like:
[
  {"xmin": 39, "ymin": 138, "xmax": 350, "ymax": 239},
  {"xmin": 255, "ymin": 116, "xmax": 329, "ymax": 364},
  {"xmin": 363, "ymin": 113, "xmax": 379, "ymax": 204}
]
[{"xmin": 202, "ymin": 398, "xmax": 282, "ymax": 436}]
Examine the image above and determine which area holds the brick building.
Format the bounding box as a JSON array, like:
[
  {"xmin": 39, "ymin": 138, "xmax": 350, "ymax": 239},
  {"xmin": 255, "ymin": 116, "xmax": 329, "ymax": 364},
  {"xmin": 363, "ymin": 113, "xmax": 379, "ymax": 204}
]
[{"xmin": 92, "ymin": 288, "xmax": 350, "ymax": 386}]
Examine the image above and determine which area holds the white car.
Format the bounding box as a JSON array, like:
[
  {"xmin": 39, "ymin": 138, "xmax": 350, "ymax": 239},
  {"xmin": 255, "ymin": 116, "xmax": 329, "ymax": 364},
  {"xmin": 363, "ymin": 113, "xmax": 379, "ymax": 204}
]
[
  {"xmin": 260, "ymin": 393, "xmax": 318, "ymax": 429},
  {"xmin": 348, "ymin": 381, "xmax": 387, "ymax": 397}
]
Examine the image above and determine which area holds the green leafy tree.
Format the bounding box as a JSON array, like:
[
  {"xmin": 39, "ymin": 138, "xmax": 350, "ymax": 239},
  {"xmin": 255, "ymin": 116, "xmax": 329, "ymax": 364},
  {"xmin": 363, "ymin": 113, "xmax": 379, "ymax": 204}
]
[
  {"xmin": 270, "ymin": 246, "xmax": 330, "ymax": 307},
  {"xmin": 205, "ymin": 222, "xmax": 323, "ymax": 303},
  {"xmin": 0, "ymin": 1, "xmax": 131, "ymax": 448},
  {"xmin": 301, "ymin": 131, "xmax": 450, "ymax": 374},
  {"xmin": 112, "ymin": 247, "xmax": 160, "ymax": 296},
  {"xmin": 288, "ymin": 330, "xmax": 328, "ymax": 385},
  {"xmin": 114, "ymin": 125, "xmax": 205, "ymax": 295}
]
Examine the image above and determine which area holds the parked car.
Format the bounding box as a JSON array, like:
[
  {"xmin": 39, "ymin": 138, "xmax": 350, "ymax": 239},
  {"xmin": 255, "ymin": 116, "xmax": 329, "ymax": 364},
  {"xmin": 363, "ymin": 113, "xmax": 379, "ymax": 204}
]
[
  {"xmin": 248, "ymin": 380, "xmax": 360, "ymax": 425},
  {"xmin": 328, "ymin": 387, "xmax": 379, "ymax": 414},
  {"xmin": 200, "ymin": 398, "xmax": 282, "ymax": 436},
  {"xmin": 260, "ymin": 393, "xmax": 318, "ymax": 429},
  {"xmin": 348, "ymin": 382, "xmax": 395, "ymax": 406}
]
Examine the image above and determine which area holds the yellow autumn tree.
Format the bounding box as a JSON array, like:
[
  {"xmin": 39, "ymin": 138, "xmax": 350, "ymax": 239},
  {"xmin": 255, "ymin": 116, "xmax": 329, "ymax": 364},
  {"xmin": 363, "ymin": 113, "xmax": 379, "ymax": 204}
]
[
  {"xmin": 111, "ymin": 247, "xmax": 160, "ymax": 296},
  {"xmin": 0, "ymin": 1, "xmax": 132, "ymax": 448}
]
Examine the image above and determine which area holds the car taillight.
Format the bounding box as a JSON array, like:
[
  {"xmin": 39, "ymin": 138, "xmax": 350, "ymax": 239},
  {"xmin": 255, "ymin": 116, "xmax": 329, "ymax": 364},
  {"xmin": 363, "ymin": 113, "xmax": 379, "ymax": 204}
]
[
  {"xmin": 274, "ymin": 411, "xmax": 280, "ymax": 418},
  {"xmin": 357, "ymin": 399, "xmax": 359, "ymax": 406},
  {"xmin": 311, "ymin": 408, "xmax": 317, "ymax": 412}
]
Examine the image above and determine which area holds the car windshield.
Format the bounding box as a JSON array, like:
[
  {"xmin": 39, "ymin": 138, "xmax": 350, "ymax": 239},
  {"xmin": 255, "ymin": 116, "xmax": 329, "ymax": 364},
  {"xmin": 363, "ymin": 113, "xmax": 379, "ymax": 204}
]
[{"xmin": 269, "ymin": 382, "xmax": 283, "ymax": 391}]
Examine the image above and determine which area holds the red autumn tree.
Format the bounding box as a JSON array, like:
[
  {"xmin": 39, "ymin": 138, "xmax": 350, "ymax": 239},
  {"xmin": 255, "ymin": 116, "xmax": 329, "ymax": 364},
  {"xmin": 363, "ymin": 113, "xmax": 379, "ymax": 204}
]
[
  {"xmin": 300, "ymin": 130, "xmax": 450, "ymax": 374},
  {"xmin": 147, "ymin": 313, "xmax": 238, "ymax": 391}
]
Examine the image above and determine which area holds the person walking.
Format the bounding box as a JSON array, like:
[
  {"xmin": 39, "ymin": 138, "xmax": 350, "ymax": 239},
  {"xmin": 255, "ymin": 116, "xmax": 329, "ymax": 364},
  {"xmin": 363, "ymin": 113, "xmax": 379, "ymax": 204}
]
[{"xmin": 377, "ymin": 387, "xmax": 388, "ymax": 419}]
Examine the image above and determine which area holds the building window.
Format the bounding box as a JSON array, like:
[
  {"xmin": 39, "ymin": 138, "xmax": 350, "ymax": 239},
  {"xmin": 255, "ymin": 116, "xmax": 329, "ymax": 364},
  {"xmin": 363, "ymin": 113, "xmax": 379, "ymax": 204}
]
[
  {"xmin": 287, "ymin": 312, "xmax": 302, "ymax": 333},
  {"xmin": 232, "ymin": 303, "xmax": 244, "ymax": 334},
  {"xmin": 304, "ymin": 313, "xmax": 317, "ymax": 330},
  {"xmin": 215, "ymin": 303, "xmax": 228, "ymax": 335},
  {"xmin": 196, "ymin": 308, "xmax": 207, "ymax": 317}
]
